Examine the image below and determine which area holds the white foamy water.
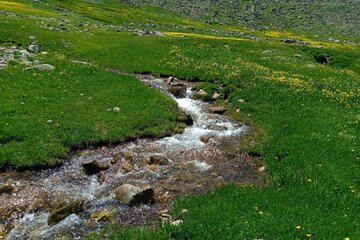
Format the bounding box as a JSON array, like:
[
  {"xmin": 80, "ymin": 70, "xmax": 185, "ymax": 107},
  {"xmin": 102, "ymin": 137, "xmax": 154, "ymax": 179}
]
[{"xmin": 155, "ymin": 86, "xmax": 247, "ymax": 152}]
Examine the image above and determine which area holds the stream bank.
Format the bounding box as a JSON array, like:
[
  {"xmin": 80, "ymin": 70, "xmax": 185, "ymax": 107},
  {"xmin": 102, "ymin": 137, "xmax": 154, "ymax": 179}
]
[{"xmin": 0, "ymin": 75, "xmax": 262, "ymax": 240}]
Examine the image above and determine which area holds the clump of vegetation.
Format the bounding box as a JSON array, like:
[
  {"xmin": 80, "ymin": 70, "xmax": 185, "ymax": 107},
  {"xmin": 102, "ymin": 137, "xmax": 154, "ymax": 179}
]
[{"xmin": 314, "ymin": 52, "xmax": 332, "ymax": 64}]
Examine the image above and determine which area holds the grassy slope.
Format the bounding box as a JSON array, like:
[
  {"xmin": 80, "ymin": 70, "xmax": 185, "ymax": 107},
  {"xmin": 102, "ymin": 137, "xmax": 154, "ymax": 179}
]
[
  {"xmin": 0, "ymin": 1, "xmax": 187, "ymax": 167},
  {"xmin": 90, "ymin": 39, "xmax": 360, "ymax": 239},
  {"xmin": 0, "ymin": 60, "xmax": 180, "ymax": 167},
  {"xmin": 1, "ymin": 0, "xmax": 360, "ymax": 238},
  {"xmin": 120, "ymin": 0, "xmax": 360, "ymax": 37}
]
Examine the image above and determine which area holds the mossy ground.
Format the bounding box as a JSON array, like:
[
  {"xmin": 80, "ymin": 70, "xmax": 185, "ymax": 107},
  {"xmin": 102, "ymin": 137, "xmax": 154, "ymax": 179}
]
[{"xmin": 1, "ymin": 0, "xmax": 360, "ymax": 239}]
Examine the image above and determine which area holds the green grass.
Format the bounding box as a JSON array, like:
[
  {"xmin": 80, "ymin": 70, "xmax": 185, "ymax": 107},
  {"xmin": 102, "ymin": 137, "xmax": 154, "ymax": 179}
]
[
  {"xmin": 1, "ymin": 0, "xmax": 360, "ymax": 239},
  {"xmin": 88, "ymin": 38, "xmax": 360, "ymax": 239},
  {"xmin": 0, "ymin": 57, "xmax": 180, "ymax": 167}
]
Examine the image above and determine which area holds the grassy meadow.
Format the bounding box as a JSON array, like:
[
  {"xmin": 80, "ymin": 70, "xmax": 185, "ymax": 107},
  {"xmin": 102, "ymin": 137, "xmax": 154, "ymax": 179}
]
[{"xmin": 0, "ymin": 0, "xmax": 360, "ymax": 239}]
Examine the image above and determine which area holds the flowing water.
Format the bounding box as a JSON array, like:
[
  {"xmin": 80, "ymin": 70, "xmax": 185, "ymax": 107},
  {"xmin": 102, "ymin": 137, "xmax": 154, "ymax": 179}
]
[{"xmin": 0, "ymin": 75, "xmax": 260, "ymax": 239}]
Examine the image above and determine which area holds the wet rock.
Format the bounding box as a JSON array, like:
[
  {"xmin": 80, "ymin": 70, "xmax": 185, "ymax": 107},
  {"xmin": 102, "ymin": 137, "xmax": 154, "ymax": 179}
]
[
  {"xmin": 214, "ymin": 176, "xmax": 226, "ymax": 187},
  {"xmin": 42, "ymin": 214, "xmax": 84, "ymax": 239},
  {"xmin": 208, "ymin": 124, "xmax": 227, "ymax": 131},
  {"xmin": 29, "ymin": 64, "xmax": 56, "ymax": 71},
  {"xmin": 115, "ymin": 184, "xmax": 154, "ymax": 205},
  {"xmin": 209, "ymin": 106, "xmax": 226, "ymax": 114},
  {"xmin": 99, "ymin": 162, "xmax": 111, "ymax": 171},
  {"xmin": 200, "ymin": 136, "xmax": 211, "ymax": 143},
  {"xmin": 147, "ymin": 164, "xmax": 160, "ymax": 172},
  {"xmin": 28, "ymin": 42, "xmax": 39, "ymax": 53},
  {"xmin": 0, "ymin": 183, "xmax": 13, "ymax": 194},
  {"xmin": 178, "ymin": 111, "xmax": 193, "ymax": 126},
  {"xmin": 90, "ymin": 209, "xmax": 115, "ymax": 222},
  {"xmin": 48, "ymin": 198, "xmax": 89, "ymax": 225},
  {"xmin": 124, "ymin": 151, "xmax": 136, "ymax": 161},
  {"xmin": 169, "ymin": 83, "xmax": 187, "ymax": 98},
  {"xmin": 150, "ymin": 155, "xmax": 168, "ymax": 165},
  {"xmin": 30, "ymin": 191, "xmax": 52, "ymax": 213},
  {"xmin": 141, "ymin": 157, "xmax": 151, "ymax": 165},
  {"xmin": 165, "ymin": 77, "xmax": 178, "ymax": 85},
  {"xmin": 0, "ymin": 224, "xmax": 7, "ymax": 239},
  {"xmin": 121, "ymin": 162, "xmax": 134, "ymax": 172},
  {"xmin": 82, "ymin": 160, "xmax": 101, "ymax": 175},
  {"xmin": 155, "ymin": 192, "xmax": 170, "ymax": 203}
]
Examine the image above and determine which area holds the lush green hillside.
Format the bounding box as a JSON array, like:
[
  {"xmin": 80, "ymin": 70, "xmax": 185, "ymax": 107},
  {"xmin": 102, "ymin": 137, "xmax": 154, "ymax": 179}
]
[
  {"xmin": 121, "ymin": 0, "xmax": 360, "ymax": 37},
  {"xmin": 1, "ymin": 0, "xmax": 360, "ymax": 239}
]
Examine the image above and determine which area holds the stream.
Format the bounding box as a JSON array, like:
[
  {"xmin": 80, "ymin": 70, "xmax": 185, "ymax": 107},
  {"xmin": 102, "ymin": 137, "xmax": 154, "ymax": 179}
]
[{"xmin": 0, "ymin": 75, "xmax": 260, "ymax": 239}]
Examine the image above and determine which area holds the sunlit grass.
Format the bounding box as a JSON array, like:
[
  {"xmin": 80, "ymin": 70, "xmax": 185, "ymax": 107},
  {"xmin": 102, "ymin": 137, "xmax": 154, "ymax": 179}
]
[{"xmin": 1, "ymin": 1, "xmax": 360, "ymax": 238}]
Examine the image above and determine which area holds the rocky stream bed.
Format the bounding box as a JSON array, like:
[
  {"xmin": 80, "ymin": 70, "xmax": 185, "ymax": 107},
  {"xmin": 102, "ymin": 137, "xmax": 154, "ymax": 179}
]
[{"xmin": 0, "ymin": 75, "xmax": 262, "ymax": 239}]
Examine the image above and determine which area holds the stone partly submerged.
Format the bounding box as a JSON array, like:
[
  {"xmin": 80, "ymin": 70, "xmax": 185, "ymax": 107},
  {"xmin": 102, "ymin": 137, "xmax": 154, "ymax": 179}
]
[
  {"xmin": 169, "ymin": 83, "xmax": 187, "ymax": 98},
  {"xmin": 0, "ymin": 183, "xmax": 13, "ymax": 194},
  {"xmin": 48, "ymin": 197, "xmax": 89, "ymax": 225},
  {"xmin": 115, "ymin": 184, "xmax": 154, "ymax": 206}
]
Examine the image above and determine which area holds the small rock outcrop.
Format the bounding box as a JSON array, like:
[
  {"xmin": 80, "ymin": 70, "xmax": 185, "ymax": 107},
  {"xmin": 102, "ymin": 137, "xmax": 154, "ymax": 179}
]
[
  {"xmin": 29, "ymin": 64, "xmax": 56, "ymax": 71},
  {"xmin": 281, "ymin": 38, "xmax": 308, "ymax": 45},
  {"xmin": 115, "ymin": 184, "xmax": 154, "ymax": 206},
  {"xmin": 135, "ymin": 29, "xmax": 164, "ymax": 36},
  {"xmin": 165, "ymin": 77, "xmax": 178, "ymax": 85},
  {"xmin": 28, "ymin": 42, "xmax": 40, "ymax": 53}
]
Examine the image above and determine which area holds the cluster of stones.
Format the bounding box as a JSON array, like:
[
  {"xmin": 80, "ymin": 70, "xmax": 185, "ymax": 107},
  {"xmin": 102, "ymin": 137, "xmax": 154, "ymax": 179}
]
[{"xmin": 0, "ymin": 41, "xmax": 55, "ymax": 71}]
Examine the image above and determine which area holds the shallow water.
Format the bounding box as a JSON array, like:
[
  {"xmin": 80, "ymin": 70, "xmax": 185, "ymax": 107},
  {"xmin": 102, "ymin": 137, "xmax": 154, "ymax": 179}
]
[{"xmin": 0, "ymin": 75, "xmax": 257, "ymax": 240}]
